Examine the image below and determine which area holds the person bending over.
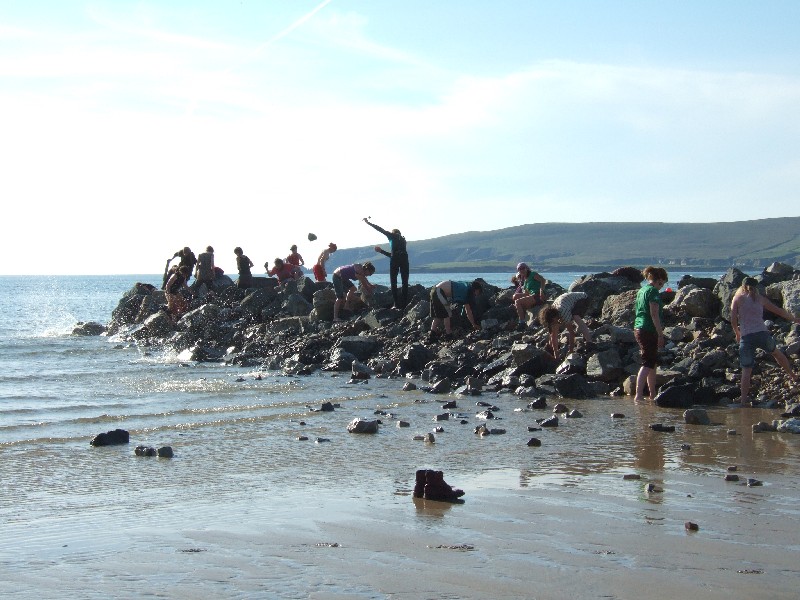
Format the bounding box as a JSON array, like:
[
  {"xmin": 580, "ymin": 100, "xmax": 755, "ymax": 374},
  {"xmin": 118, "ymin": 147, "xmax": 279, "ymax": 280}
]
[
  {"xmin": 332, "ymin": 262, "xmax": 376, "ymax": 322},
  {"xmin": 730, "ymin": 276, "xmax": 800, "ymax": 404},
  {"xmin": 538, "ymin": 291, "xmax": 592, "ymax": 358},
  {"xmin": 429, "ymin": 279, "xmax": 483, "ymax": 336}
]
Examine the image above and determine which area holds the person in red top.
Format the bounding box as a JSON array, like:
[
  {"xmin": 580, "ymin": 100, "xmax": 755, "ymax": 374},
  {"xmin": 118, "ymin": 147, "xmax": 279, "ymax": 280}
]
[
  {"xmin": 285, "ymin": 245, "xmax": 304, "ymax": 279},
  {"xmin": 266, "ymin": 258, "xmax": 299, "ymax": 285}
]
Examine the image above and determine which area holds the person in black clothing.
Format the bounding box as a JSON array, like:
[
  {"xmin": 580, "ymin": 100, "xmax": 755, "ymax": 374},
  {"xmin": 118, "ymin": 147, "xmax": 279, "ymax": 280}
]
[
  {"xmin": 234, "ymin": 247, "xmax": 254, "ymax": 289},
  {"xmin": 162, "ymin": 246, "xmax": 197, "ymax": 289},
  {"xmin": 364, "ymin": 217, "xmax": 409, "ymax": 309}
]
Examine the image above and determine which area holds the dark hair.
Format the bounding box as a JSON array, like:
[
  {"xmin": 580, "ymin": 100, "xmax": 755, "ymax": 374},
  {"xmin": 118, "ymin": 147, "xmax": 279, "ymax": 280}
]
[
  {"xmin": 206, "ymin": 246, "xmax": 214, "ymax": 253},
  {"xmin": 290, "ymin": 245, "xmax": 297, "ymax": 252},
  {"xmin": 471, "ymin": 279, "xmax": 483, "ymax": 294},
  {"xmin": 178, "ymin": 266, "xmax": 190, "ymax": 276},
  {"xmin": 234, "ymin": 247, "xmax": 242, "ymax": 255},
  {"xmin": 538, "ymin": 304, "xmax": 561, "ymax": 327},
  {"xmin": 363, "ymin": 261, "xmax": 375, "ymax": 275}
]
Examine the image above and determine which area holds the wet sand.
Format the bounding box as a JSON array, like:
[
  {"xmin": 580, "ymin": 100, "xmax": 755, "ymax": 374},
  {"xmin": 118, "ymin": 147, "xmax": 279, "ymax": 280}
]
[{"xmin": 2, "ymin": 381, "xmax": 799, "ymax": 599}]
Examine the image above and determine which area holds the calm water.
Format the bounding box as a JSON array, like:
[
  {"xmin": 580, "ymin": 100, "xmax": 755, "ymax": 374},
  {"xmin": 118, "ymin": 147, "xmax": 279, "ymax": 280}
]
[{"xmin": 5, "ymin": 271, "xmax": 799, "ymax": 598}]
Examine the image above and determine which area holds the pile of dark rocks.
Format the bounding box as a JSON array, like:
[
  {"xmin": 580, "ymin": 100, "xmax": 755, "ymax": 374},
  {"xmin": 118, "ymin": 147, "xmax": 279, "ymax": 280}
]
[{"xmin": 86, "ymin": 263, "xmax": 799, "ymax": 410}]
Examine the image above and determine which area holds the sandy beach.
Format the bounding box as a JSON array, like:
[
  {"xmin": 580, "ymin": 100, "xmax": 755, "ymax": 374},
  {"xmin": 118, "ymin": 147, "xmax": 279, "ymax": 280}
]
[{"xmin": 2, "ymin": 372, "xmax": 799, "ymax": 599}]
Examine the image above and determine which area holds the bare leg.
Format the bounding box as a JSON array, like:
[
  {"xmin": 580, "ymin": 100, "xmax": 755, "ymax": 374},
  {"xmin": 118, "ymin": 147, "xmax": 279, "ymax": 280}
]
[
  {"xmin": 333, "ymin": 299, "xmax": 343, "ymax": 321},
  {"xmin": 646, "ymin": 367, "xmax": 658, "ymax": 401},
  {"xmin": 772, "ymin": 349, "xmax": 798, "ymax": 382},
  {"xmin": 634, "ymin": 366, "xmax": 651, "ymax": 401},
  {"xmin": 431, "ymin": 318, "xmax": 443, "ymax": 333},
  {"xmin": 739, "ymin": 366, "xmax": 753, "ymax": 403},
  {"xmin": 444, "ymin": 317, "xmax": 452, "ymax": 335},
  {"xmin": 574, "ymin": 316, "xmax": 592, "ymax": 344},
  {"xmin": 566, "ymin": 322, "xmax": 576, "ymax": 353}
]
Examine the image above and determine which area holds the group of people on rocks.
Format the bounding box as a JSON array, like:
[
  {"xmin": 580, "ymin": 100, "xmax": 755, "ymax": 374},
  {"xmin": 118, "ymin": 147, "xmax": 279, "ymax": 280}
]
[{"xmin": 161, "ymin": 221, "xmax": 800, "ymax": 406}]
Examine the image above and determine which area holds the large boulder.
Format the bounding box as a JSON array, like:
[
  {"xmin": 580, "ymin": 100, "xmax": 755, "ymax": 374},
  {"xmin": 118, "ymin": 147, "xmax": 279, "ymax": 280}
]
[
  {"xmin": 586, "ymin": 349, "xmax": 624, "ymax": 382},
  {"xmin": 714, "ymin": 268, "xmax": 747, "ymax": 321},
  {"xmin": 654, "ymin": 381, "xmax": 716, "ymax": 408},
  {"xmin": 283, "ymin": 293, "xmax": 313, "ymax": 317},
  {"xmin": 765, "ymin": 280, "xmax": 800, "ymax": 316},
  {"xmin": 240, "ymin": 288, "xmax": 278, "ymax": 318},
  {"xmin": 601, "ymin": 289, "xmax": 638, "ymax": 327},
  {"xmin": 311, "ymin": 288, "xmax": 336, "ymax": 322},
  {"xmin": 335, "ymin": 336, "xmax": 381, "ymax": 361},
  {"xmin": 670, "ymin": 284, "xmax": 719, "ymax": 318},
  {"xmin": 552, "ymin": 374, "xmax": 595, "ymax": 399},
  {"xmin": 131, "ymin": 311, "xmax": 175, "ymax": 340},
  {"xmin": 569, "ymin": 274, "xmax": 640, "ymax": 317},
  {"xmin": 399, "ymin": 344, "xmax": 435, "ymax": 373}
]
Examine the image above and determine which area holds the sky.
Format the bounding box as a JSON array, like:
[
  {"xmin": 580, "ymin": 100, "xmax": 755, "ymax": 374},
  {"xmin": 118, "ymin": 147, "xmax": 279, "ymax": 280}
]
[{"xmin": 1, "ymin": 0, "xmax": 799, "ymax": 275}]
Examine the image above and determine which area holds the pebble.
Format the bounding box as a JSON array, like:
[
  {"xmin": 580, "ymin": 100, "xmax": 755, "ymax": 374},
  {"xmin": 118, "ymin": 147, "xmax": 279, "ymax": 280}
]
[
  {"xmin": 610, "ymin": 413, "xmax": 625, "ymax": 419},
  {"xmin": 727, "ymin": 465, "xmax": 738, "ymax": 472},
  {"xmin": 397, "ymin": 421, "xmax": 410, "ymax": 428},
  {"xmin": 297, "ymin": 436, "xmax": 309, "ymax": 441},
  {"xmin": 727, "ymin": 429, "xmax": 737, "ymax": 435},
  {"xmin": 623, "ymin": 474, "xmax": 641, "ymax": 480},
  {"xmin": 684, "ymin": 521, "xmax": 699, "ymax": 532},
  {"xmin": 724, "ymin": 474, "xmax": 740, "ymax": 482},
  {"xmin": 747, "ymin": 478, "xmax": 763, "ymax": 487},
  {"xmin": 526, "ymin": 438, "xmax": 541, "ymax": 447}
]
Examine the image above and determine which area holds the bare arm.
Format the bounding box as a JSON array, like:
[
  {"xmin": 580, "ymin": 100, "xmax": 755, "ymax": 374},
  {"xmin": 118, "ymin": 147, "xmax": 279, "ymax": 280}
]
[
  {"xmin": 374, "ymin": 246, "xmax": 391, "ymax": 258},
  {"xmin": 649, "ymin": 301, "xmax": 664, "ymax": 347},
  {"xmin": 535, "ymin": 273, "xmax": 546, "ymax": 301},
  {"xmin": 465, "ymin": 304, "xmax": 479, "ymax": 329},
  {"xmin": 730, "ymin": 297, "xmax": 741, "ymax": 342},
  {"xmin": 548, "ymin": 324, "xmax": 560, "ymax": 358},
  {"xmin": 760, "ymin": 295, "xmax": 800, "ymax": 323}
]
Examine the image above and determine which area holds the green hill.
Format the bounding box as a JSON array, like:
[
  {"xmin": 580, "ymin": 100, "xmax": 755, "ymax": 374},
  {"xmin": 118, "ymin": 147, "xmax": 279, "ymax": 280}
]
[{"xmin": 335, "ymin": 217, "xmax": 800, "ymax": 272}]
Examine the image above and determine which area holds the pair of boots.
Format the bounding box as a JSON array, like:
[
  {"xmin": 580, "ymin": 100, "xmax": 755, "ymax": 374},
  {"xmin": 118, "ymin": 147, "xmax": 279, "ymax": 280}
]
[{"xmin": 414, "ymin": 469, "xmax": 465, "ymax": 503}]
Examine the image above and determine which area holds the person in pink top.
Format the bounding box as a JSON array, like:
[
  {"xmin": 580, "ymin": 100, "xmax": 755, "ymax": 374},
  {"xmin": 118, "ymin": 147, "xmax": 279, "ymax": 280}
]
[{"xmin": 730, "ymin": 276, "xmax": 800, "ymax": 404}]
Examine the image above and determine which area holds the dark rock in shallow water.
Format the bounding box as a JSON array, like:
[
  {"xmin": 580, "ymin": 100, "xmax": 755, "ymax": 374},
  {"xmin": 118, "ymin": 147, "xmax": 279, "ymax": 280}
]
[
  {"xmin": 90, "ymin": 429, "xmax": 130, "ymax": 446},
  {"xmin": 649, "ymin": 423, "xmax": 676, "ymax": 433},
  {"xmin": 347, "ymin": 418, "xmax": 379, "ymax": 434},
  {"xmin": 72, "ymin": 321, "xmax": 107, "ymax": 336},
  {"xmin": 135, "ymin": 445, "xmax": 157, "ymax": 456},
  {"xmin": 654, "ymin": 381, "xmax": 715, "ymax": 408}
]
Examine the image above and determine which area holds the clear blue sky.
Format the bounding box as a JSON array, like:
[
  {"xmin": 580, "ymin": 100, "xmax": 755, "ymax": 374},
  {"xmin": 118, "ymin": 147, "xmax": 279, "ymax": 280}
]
[{"xmin": 2, "ymin": 1, "xmax": 798, "ymax": 274}]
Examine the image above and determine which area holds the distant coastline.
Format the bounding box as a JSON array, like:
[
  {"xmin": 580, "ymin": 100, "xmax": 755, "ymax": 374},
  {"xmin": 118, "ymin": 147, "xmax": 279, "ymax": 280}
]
[{"xmin": 335, "ymin": 216, "xmax": 800, "ymax": 273}]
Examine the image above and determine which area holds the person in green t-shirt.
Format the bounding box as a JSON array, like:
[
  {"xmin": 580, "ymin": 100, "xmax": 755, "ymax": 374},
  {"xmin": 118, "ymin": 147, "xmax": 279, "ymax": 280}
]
[{"xmin": 634, "ymin": 266, "xmax": 668, "ymax": 402}]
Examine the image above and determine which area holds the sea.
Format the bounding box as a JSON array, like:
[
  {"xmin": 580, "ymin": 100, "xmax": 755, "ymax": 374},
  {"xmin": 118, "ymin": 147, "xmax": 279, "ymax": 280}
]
[{"xmin": 3, "ymin": 271, "xmax": 800, "ymax": 599}]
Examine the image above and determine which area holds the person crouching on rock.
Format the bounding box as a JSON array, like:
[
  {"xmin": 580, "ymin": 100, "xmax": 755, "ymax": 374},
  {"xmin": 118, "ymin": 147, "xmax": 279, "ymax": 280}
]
[
  {"xmin": 633, "ymin": 266, "xmax": 668, "ymax": 402},
  {"xmin": 429, "ymin": 279, "xmax": 483, "ymax": 336},
  {"xmin": 513, "ymin": 262, "xmax": 546, "ymax": 331},
  {"xmin": 165, "ymin": 266, "xmax": 191, "ymax": 321},
  {"xmin": 730, "ymin": 276, "xmax": 800, "ymax": 405},
  {"xmin": 266, "ymin": 258, "xmax": 297, "ymax": 286},
  {"xmin": 332, "ymin": 262, "xmax": 376, "ymax": 322},
  {"xmin": 538, "ymin": 291, "xmax": 592, "ymax": 358}
]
